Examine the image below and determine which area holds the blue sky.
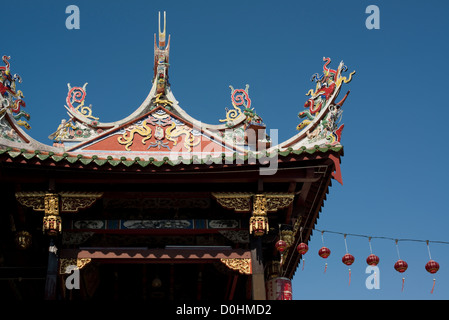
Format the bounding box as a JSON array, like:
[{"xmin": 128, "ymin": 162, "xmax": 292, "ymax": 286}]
[{"xmin": 4, "ymin": 0, "xmax": 449, "ymax": 300}]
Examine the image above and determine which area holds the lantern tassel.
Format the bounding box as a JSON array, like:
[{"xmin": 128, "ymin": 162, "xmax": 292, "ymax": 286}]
[
  {"xmin": 401, "ymin": 277, "xmax": 405, "ymax": 292},
  {"xmin": 348, "ymin": 269, "xmax": 351, "ymax": 286},
  {"xmin": 431, "ymin": 278, "xmax": 436, "ymax": 294},
  {"xmin": 302, "ymin": 258, "xmax": 305, "ymax": 271},
  {"xmin": 324, "ymin": 262, "xmax": 327, "ymax": 274}
]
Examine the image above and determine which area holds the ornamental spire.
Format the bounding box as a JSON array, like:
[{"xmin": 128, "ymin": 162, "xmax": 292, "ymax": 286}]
[
  {"xmin": 153, "ymin": 11, "xmax": 170, "ymax": 96},
  {"xmin": 158, "ymin": 11, "xmax": 167, "ymax": 48}
]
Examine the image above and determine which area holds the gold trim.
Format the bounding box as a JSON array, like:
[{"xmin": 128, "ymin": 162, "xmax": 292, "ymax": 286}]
[
  {"xmin": 212, "ymin": 192, "xmax": 253, "ymax": 212},
  {"xmin": 15, "ymin": 191, "xmax": 103, "ymax": 213},
  {"xmin": 212, "ymin": 192, "xmax": 295, "ymax": 236},
  {"xmin": 59, "ymin": 258, "xmax": 92, "ymax": 274},
  {"xmin": 265, "ymin": 193, "xmax": 295, "ymax": 212},
  {"xmin": 59, "ymin": 192, "xmax": 103, "ymax": 213},
  {"xmin": 15, "ymin": 191, "xmax": 46, "ymax": 211},
  {"xmin": 212, "ymin": 192, "xmax": 295, "ymax": 213},
  {"xmin": 44, "ymin": 193, "xmax": 60, "ymax": 216},
  {"xmin": 220, "ymin": 258, "xmax": 252, "ymax": 275}
]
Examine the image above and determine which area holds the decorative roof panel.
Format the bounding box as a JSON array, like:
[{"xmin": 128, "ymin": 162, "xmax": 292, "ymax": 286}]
[{"xmin": 0, "ymin": 12, "xmax": 353, "ymax": 184}]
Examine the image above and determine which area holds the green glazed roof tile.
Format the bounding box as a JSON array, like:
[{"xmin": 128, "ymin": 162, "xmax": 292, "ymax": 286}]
[
  {"xmin": 94, "ymin": 159, "xmax": 108, "ymax": 166},
  {"xmin": 122, "ymin": 160, "xmax": 136, "ymax": 167},
  {"xmin": 136, "ymin": 160, "xmax": 151, "ymax": 167},
  {"xmin": 0, "ymin": 142, "xmax": 343, "ymax": 169},
  {"xmin": 107, "ymin": 159, "xmax": 121, "ymax": 166},
  {"xmin": 37, "ymin": 154, "xmax": 50, "ymax": 161},
  {"xmin": 66, "ymin": 156, "xmax": 79, "ymax": 164},
  {"xmin": 22, "ymin": 152, "xmax": 36, "ymax": 160},
  {"xmin": 8, "ymin": 151, "xmax": 21, "ymax": 158},
  {"xmin": 79, "ymin": 158, "xmax": 93, "ymax": 165}
]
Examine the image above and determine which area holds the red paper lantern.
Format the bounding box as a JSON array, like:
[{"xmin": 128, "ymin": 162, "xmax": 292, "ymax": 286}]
[
  {"xmin": 318, "ymin": 246, "xmax": 331, "ymax": 258},
  {"xmin": 425, "ymin": 259, "xmax": 440, "ymax": 294},
  {"xmin": 342, "ymin": 253, "xmax": 355, "ymax": 266},
  {"xmin": 297, "ymin": 242, "xmax": 308, "ymax": 255},
  {"xmin": 394, "ymin": 259, "xmax": 408, "ymax": 273},
  {"xmin": 366, "ymin": 254, "xmax": 380, "ymax": 266},
  {"xmin": 394, "ymin": 259, "xmax": 408, "ymax": 291},
  {"xmin": 318, "ymin": 246, "xmax": 331, "ymax": 273},
  {"xmin": 275, "ymin": 240, "xmax": 287, "ymax": 253},
  {"xmin": 341, "ymin": 253, "xmax": 355, "ymax": 285},
  {"xmin": 425, "ymin": 260, "xmax": 439, "ymax": 274}
]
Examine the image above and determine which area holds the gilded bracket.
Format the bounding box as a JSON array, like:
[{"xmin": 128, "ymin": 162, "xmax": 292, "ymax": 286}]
[
  {"xmin": 59, "ymin": 258, "xmax": 92, "ymax": 275},
  {"xmin": 15, "ymin": 191, "xmax": 103, "ymax": 213},
  {"xmin": 220, "ymin": 258, "xmax": 252, "ymax": 275},
  {"xmin": 212, "ymin": 192, "xmax": 295, "ymax": 236},
  {"xmin": 264, "ymin": 193, "xmax": 295, "ymax": 212},
  {"xmin": 59, "ymin": 191, "xmax": 104, "ymax": 213},
  {"xmin": 212, "ymin": 192, "xmax": 294, "ymax": 213},
  {"xmin": 211, "ymin": 192, "xmax": 253, "ymax": 212},
  {"xmin": 16, "ymin": 191, "xmax": 103, "ymax": 235}
]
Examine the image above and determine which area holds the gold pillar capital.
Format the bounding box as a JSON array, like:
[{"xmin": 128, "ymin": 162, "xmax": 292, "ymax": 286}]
[
  {"xmin": 212, "ymin": 192, "xmax": 295, "ymax": 237},
  {"xmin": 44, "ymin": 193, "xmax": 60, "ymax": 215}
]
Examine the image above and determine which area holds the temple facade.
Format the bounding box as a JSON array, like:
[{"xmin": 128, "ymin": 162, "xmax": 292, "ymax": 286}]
[{"xmin": 0, "ymin": 12, "xmax": 354, "ymax": 300}]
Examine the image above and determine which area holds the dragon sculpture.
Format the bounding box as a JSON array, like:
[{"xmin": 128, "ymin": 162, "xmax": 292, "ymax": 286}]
[
  {"xmin": 117, "ymin": 120, "xmax": 153, "ymax": 151},
  {"xmin": 297, "ymin": 57, "xmax": 355, "ymax": 144},
  {"xmin": 0, "ymin": 55, "xmax": 31, "ymax": 130},
  {"xmin": 117, "ymin": 110, "xmax": 201, "ymax": 152}
]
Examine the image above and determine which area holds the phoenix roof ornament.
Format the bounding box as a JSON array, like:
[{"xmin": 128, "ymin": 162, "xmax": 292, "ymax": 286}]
[
  {"xmin": 297, "ymin": 57, "xmax": 355, "ymax": 145},
  {"xmin": 0, "ymin": 55, "xmax": 31, "ymax": 135}
]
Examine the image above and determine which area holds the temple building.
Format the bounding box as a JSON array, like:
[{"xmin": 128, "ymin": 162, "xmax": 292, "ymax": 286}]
[{"xmin": 0, "ymin": 12, "xmax": 354, "ymax": 300}]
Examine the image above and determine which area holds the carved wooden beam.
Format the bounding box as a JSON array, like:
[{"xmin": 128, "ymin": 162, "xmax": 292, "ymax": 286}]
[
  {"xmin": 212, "ymin": 192, "xmax": 295, "ymax": 213},
  {"xmin": 264, "ymin": 193, "xmax": 295, "ymax": 212},
  {"xmin": 15, "ymin": 191, "xmax": 103, "ymax": 213},
  {"xmin": 212, "ymin": 192, "xmax": 295, "ymax": 237},
  {"xmin": 211, "ymin": 192, "xmax": 253, "ymax": 212},
  {"xmin": 220, "ymin": 258, "xmax": 252, "ymax": 275},
  {"xmin": 59, "ymin": 258, "xmax": 92, "ymax": 275},
  {"xmin": 59, "ymin": 192, "xmax": 104, "ymax": 213},
  {"xmin": 16, "ymin": 191, "xmax": 103, "ymax": 235}
]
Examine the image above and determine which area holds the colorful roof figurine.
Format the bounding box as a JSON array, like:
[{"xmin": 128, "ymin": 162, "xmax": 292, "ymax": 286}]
[
  {"xmin": 0, "ymin": 55, "xmax": 59, "ymax": 152},
  {"xmin": 0, "ymin": 12, "xmax": 354, "ymax": 183}
]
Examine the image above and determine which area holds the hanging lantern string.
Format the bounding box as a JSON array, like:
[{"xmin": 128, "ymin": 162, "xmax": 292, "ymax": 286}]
[
  {"xmin": 426, "ymin": 240, "xmax": 432, "ymax": 260},
  {"xmin": 394, "ymin": 239, "xmax": 406, "ymax": 292},
  {"xmin": 395, "ymin": 239, "xmax": 401, "ymax": 260},
  {"xmin": 308, "ymin": 228, "xmax": 449, "ymax": 245},
  {"xmin": 300, "ymin": 227, "xmax": 305, "ymax": 271},
  {"xmin": 321, "ymin": 231, "xmax": 328, "ymax": 273},
  {"xmin": 368, "ymin": 237, "xmax": 373, "ymax": 254},
  {"xmin": 426, "ymin": 240, "xmax": 437, "ymax": 294},
  {"xmin": 344, "ymin": 234, "xmax": 349, "ymax": 254},
  {"xmin": 344, "ymin": 234, "xmax": 351, "ymax": 285}
]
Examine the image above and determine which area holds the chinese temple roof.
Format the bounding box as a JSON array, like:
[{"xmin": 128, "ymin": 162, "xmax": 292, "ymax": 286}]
[{"xmin": 0, "ymin": 12, "xmax": 353, "ymax": 183}]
